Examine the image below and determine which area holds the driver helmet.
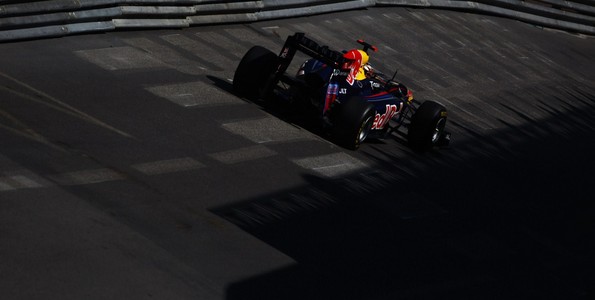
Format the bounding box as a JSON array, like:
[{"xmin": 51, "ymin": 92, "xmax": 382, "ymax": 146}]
[{"xmin": 342, "ymin": 49, "xmax": 369, "ymax": 81}]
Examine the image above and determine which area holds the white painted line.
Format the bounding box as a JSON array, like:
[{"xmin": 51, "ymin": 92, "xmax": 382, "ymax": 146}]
[
  {"xmin": 408, "ymin": 11, "xmax": 427, "ymax": 22},
  {"xmin": 222, "ymin": 117, "xmax": 312, "ymax": 144},
  {"xmin": 131, "ymin": 157, "xmax": 205, "ymax": 175},
  {"xmin": 194, "ymin": 31, "xmax": 246, "ymax": 58},
  {"xmin": 209, "ymin": 145, "xmax": 277, "ymax": 164},
  {"xmin": 123, "ymin": 37, "xmax": 207, "ymax": 75},
  {"xmin": 0, "ymin": 174, "xmax": 47, "ymax": 191},
  {"xmin": 49, "ymin": 168, "xmax": 125, "ymax": 186},
  {"xmin": 0, "ymin": 71, "xmax": 134, "ymax": 139},
  {"xmin": 162, "ymin": 34, "xmax": 234, "ymax": 70},
  {"xmin": 146, "ymin": 81, "xmax": 244, "ymax": 107},
  {"xmin": 8, "ymin": 175, "xmax": 44, "ymax": 189},
  {"xmin": 0, "ymin": 179, "xmax": 14, "ymax": 191},
  {"xmin": 74, "ymin": 46, "xmax": 166, "ymax": 71},
  {"xmin": 224, "ymin": 28, "xmax": 281, "ymax": 51},
  {"xmin": 292, "ymin": 153, "xmax": 369, "ymax": 178}
]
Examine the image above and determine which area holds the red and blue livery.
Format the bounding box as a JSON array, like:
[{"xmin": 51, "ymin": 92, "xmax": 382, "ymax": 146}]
[{"xmin": 233, "ymin": 32, "xmax": 450, "ymax": 151}]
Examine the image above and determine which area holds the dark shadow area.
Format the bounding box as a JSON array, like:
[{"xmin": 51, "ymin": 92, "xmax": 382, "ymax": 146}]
[
  {"xmin": 206, "ymin": 75, "xmax": 235, "ymax": 95},
  {"xmin": 212, "ymin": 86, "xmax": 595, "ymax": 299},
  {"xmin": 206, "ymin": 75, "xmax": 400, "ymax": 150},
  {"xmin": 206, "ymin": 74, "xmax": 344, "ymax": 145}
]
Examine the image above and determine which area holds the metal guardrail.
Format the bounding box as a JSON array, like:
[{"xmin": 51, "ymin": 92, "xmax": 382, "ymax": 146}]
[
  {"xmin": 0, "ymin": 0, "xmax": 594, "ymax": 42},
  {"xmin": 376, "ymin": 0, "xmax": 595, "ymax": 35},
  {"xmin": 0, "ymin": 1, "xmax": 373, "ymax": 41}
]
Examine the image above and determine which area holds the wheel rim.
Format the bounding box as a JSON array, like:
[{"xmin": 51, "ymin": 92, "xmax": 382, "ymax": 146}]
[
  {"xmin": 431, "ymin": 118, "xmax": 446, "ymax": 144},
  {"xmin": 359, "ymin": 115, "xmax": 374, "ymax": 142}
]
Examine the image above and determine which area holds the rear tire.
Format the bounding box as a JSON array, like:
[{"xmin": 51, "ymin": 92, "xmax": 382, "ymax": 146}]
[
  {"xmin": 233, "ymin": 46, "xmax": 278, "ymax": 100},
  {"xmin": 408, "ymin": 101, "xmax": 448, "ymax": 152},
  {"xmin": 331, "ymin": 96, "xmax": 376, "ymax": 150}
]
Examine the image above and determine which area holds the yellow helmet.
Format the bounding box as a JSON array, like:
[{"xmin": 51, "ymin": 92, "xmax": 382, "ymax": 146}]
[{"xmin": 359, "ymin": 50, "xmax": 369, "ymax": 65}]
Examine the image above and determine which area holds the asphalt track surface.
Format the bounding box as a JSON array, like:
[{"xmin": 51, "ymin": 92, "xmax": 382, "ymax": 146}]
[{"xmin": 1, "ymin": 6, "xmax": 595, "ymax": 300}]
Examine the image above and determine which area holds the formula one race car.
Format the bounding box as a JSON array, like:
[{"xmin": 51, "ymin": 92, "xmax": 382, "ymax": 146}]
[{"xmin": 233, "ymin": 32, "xmax": 450, "ymax": 151}]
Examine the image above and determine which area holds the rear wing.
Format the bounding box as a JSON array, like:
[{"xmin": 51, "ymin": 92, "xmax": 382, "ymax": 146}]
[
  {"xmin": 261, "ymin": 32, "xmax": 346, "ymax": 96},
  {"xmin": 276, "ymin": 32, "xmax": 346, "ymax": 74}
]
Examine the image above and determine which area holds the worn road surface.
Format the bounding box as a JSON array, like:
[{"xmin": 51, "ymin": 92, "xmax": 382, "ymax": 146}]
[{"xmin": 1, "ymin": 6, "xmax": 594, "ymax": 300}]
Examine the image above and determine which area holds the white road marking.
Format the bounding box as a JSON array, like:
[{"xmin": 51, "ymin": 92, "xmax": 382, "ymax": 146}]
[
  {"xmin": 74, "ymin": 46, "xmax": 166, "ymax": 71},
  {"xmin": 0, "ymin": 175, "xmax": 42, "ymax": 191},
  {"xmin": 224, "ymin": 28, "xmax": 280, "ymax": 51},
  {"xmin": 123, "ymin": 37, "xmax": 207, "ymax": 75},
  {"xmin": 0, "ymin": 71, "xmax": 134, "ymax": 139},
  {"xmin": 209, "ymin": 145, "xmax": 277, "ymax": 164},
  {"xmin": 194, "ymin": 31, "xmax": 245, "ymax": 58},
  {"xmin": 48, "ymin": 168, "xmax": 125, "ymax": 186},
  {"xmin": 146, "ymin": 81, "xmax": 244, "ymax": 107},
  {"xmin": 131, "ymin": 157, "xmax": 205, "ymax": 175},
  {"xmin": 222, "ymin": 117, "xmax": 312, "ymax": 143},
  {"xmin": 292, "ymin": 153, "xmax": 368, "ymax": 178},
  {"xmin": 6, "ymin": 175, "xmax": 44, "ymax": 189},
  {"xmin": 0, "ymin": 180, "xmax": 11, "ymax": 191},
  {"xmin": 1, "ymin": 157, "xmax": 210, "ymax": 192},
  {"xmin": 161, "ymin": 34, "xmax": 234, "ymax": 71}
]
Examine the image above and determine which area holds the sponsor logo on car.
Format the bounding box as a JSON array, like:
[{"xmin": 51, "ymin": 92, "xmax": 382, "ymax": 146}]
[{"xmin": 372, "ymin": 104, "xmax": 403, "ymax": 129}]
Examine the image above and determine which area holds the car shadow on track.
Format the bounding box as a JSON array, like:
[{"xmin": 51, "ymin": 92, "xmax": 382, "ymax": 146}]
[
  {"xmin": 206, "ymin": 75, "xmax": 402, "ymax": 149},
  {"xmin": 211, "ymin": 85, "xmax": 595, "ymax": 299}
]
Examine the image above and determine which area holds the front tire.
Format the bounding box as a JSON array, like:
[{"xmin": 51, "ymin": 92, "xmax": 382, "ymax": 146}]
[
  {"xmin": 408, "ymin": 100, "xmax": 448, "ymax": 152},
  {"xmin": 233, "ymin": 46, "xmax": 278, "ymax": 100}
]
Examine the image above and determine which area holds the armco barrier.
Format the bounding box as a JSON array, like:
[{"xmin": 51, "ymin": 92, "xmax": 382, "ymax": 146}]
[
  {"xmin": 376, "ymin": 0, "xmax": 595, "ymax": 35},
  {"xmin": 0, "ymin": 1, "xmax": 373, "ymax": 41},
  {"xmin": 1, "ymin": 0, "xmax": 594, "ymax": 42},
  {"xmin": 188, "ymin": 0, "xmax": 374, "ymax": 25}
]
